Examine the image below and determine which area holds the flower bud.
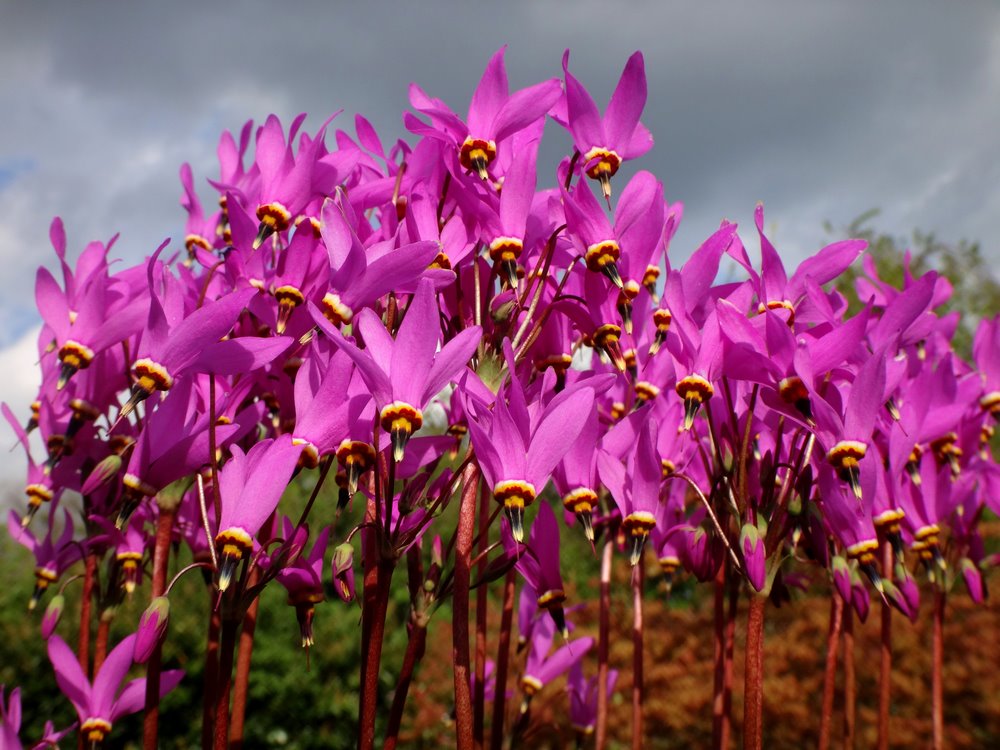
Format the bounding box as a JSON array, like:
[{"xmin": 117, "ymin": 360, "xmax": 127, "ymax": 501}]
[
  {"xmin": 961, "ymin": 558, "xmax": 985, "ymax": 605},
  {"xmin": 331, "ymin": 543, "xmax": 356, "ymax": 603},
  {"xmin": 831, "ymin": 555, "xmax": 852, "ymax": 604},
  {"xmin": 134, "ymin": 596, "xmax": 170, "ymax": 664},
  {"xmin": 41, "ymin": 593, "xmax": 64, "ymax": 640},
  {"xmin": 739, "ymin": 523, "xmax": 767, "ymax": 592}
]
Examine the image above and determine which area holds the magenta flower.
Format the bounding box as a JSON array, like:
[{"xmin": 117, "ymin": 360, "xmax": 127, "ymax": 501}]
[
  {"xmin": 515, "ymin": 503, "xmax": 569, "ymax": 638},
  {"xmin": 465, "ymin": 353, "xmax": 595, "ymax": 542},
  {"xmin": 519, "ymin": 611, "xmax": 594, "ymax": 714},
  {"xmin": 559, "ymin": 50, "xmax": 653, "ymax": 200},
  {"xmin": 406, "ymin": 46, "xmax": 561, "ymax": 180},
  {"xmin": 274, "ymin": 519, "xmax": 331, "ymax": 648},
  {"xmin": 598, "ymin": 417, "xmax": 662, "ymax": 565},
  {"xmin": 568, "ymin": 663, "xmax": 618, "ymax": 738},
  {"xmin": 47, "ymin": 634, "xmax": 182, "ymax": 748},
  {"xmin": 215, "ymin": 435, "xmax": 303, "ymax": 591},
  {"xmin": 311, "ymin": 277, "xmax": 482, "ymax": 461},
  {"xmin": 7, "ymin": 508, "xmax": 80, "ymax": 611}
]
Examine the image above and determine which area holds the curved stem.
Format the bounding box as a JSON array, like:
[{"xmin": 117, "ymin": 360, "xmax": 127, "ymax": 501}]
[{"xmin": 383, "ymin": 620, "xmax": 427, "ymax": 750}]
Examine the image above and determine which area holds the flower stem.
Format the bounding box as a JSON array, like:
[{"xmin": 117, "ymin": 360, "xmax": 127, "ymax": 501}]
[
  {"xmin": 595, "ymin": 536, "xmax": 613, "ymax": 750},
  {"xmin": 877, "ymin": 542, "xmax": 893, "ymax": 750},
  {"xmin": 932, "ymin": 586, "xmax": 945, "ymax": 750},
  {"xmin": 842, "ymin": 606, "xmax": 856, "ymax": 749},
  {"xmin": 77, "ymin": 553, "xmax": 96, "ymax": 676},
  {"xmin": 819, "ymin": 591, "xmax": 844, "ymax": 750},
  {"xmin": 143, "ymin": 506, "xmax": 176, "ymax": 750},
  {"xmin": 359, "ymin": 556, "xmax": 394, "ymax": 750},
  {"xmin": 631, "ymin": 562, "xmax": 645, "ymax": 750},
  {"xmin": 201, "ymin": 599, "xmax": 221, "ymax": 750},
  {"xmin": 382, "ymin": 618, "xmax": 427, "ymax": 750},
  {"xmin": 712, "ymin": 562, "xmax": 726, "ymax": 749},
  {"xmin": 212, "ymin": 615, "xmax": 239, "ymax": 750},
  {"xmin": 93, "ymin": 610, "xmax": 112, "ymax": 673},
  {"xmin": 452, "ymin": 464, "xmax": 479, "ymax": 750},
  {"xmin": 743, "ymin": 594, "xmax": 766, "ymax": 750},
  {"xmin": 229, "ymin": 580, "xmax": 261, "ymax": 749},
  {"xmin": 473, "ymin": 480, "xmax": 490, "ymax": 750},
  {"xmin": 723, "ymin": 579, "xmax": 738, "ymax": 749},
  {"xmin": 489, "ymin": 568, "xmax": 516, "ymax": 750}
]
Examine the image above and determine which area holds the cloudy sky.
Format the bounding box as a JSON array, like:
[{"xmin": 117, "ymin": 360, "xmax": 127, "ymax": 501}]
[{"xmin": 0, "ymin": 0, "xmax": 998, "ymax": 486}]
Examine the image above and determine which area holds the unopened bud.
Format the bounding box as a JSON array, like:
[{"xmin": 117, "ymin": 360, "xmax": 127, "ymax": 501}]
[
  {"xmin": 331, "ymin": 544, "xmax": 356, "ymax": 603},
  {"xmin": 41, "ymin": 594, "xmax": 64, "ymax": 640},
  {"xmin": 739, "ymin": 523, "xmax": 767, "ymax": 592},
  {"xmin": 134, "ymin": 596, "xmax": 170, "ymax": 664}
]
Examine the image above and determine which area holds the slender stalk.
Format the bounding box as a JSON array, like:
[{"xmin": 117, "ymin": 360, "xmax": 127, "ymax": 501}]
[
  {"xmin": 201, "ymin": 601, "xmax": 221, "ymax": 750},
  {"xmin": 229, "ymin": 586, "xmax": 261, "ymax": 749},
  {"xmin": 489, "ymin": 568, "xmax": 516, "ymax": 750},
  {"xmin": 932, "ymin": 587, "xmax": 945, "ymax": 750},
  {"xmin": 632, "ymin": 563, "xmax": 645, "ymax": 750},
  {"xmin": 473, "ymin": 481, "xmax": 490, "ymax": 750},
  {"xmin": 819, "ymin": 592, "xmax": 844, "ymax": 750},
  {"xmin": 93, "ymin": 612, "xmax": 112, "ymax": 674},
  {"xmin": 595, "ymin": 537, "xmax": 613, "ymax": 750},
  {"xmin": 213, "ymin": 615, "xmax": 239, "ymax": 750},
  {"xmin": 78, "ymin": 553, "xmax": 96, "ymax": 675},
  {"xmin": 383, "ymin": 620, "xmax": 427, "ymax": 750},
  {"xmin": 877, "ymin": 543, "xmax": 893, "ymax": 750},
  {"xmin": 743, "ymin": 595, "xmax": 766, "ymax": 750},
  {"xmin": 143, "ymin": 506, "xmax": 176, "ymax": 750},
  {"xmin": 452, "ymin": 464, "xmax": 479, "ymax": 750},
  {"xmin": 842, "ymin": 607, "xmax": 855, "ymax": 750},
  {"xmin": 358, "ymin": 493, "xmax": 378, "ymax": 747},
  {"xmin": 359, "ymin": 559, "xmax": 394, "ymax": 750},
  {"xmin": 712, "ymin": 563, "xmax": 726, "ymax": 749},
  {"xmin": 722, "ymin": 578, "xmax": 738, "ymax": 750}
]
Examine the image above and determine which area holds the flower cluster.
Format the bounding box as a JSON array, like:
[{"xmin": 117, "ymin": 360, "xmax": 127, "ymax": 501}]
[{"xmin": 4, "ymin": 46, "xmax": 997, "ymax": 748}]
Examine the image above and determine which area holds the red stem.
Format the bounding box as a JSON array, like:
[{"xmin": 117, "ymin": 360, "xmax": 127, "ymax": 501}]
[
  {"xmin": 78, "ymin": 553, "xmax": 96, "ymax": 676},
  {"xmin": 595, "ymin": 537, "xmax": 613, "ymax": 750},
  {"xmin": 819, "ymin": 592, "xmax": 844, "ymax": 750},
  {"xmin": 932, "ymin": 587, "xmax": 945, "ymax": 750},
  {"xmin": 382, "ymin": 622, "xmax": 427, "ymax": 750},
  {"xmin": 93, "ymin": 615, "xmax": 111, "ymax": 674},
  {"xmin": 212, "ymin": 616, "xmax": 239, "ymax": 750},
  {"xmin": 631, "ymin": 563, "xmax": 645, "ymax": 750},
  {"xmin": 202, "ymin": 601, "xmax": 221, "ymax": 750},
  {"xmin": 473, "ymin": 481, "xmax": 490, "ymax": 750},
  {"xmin": 722, "ymin": 577, "xmax": 738, "ymax": 750},
  {"xmin": 359, "ymin": 560, "xmax": 394, "ymax": 750},
  {"xmin": 743, "ymin": 595, "xmax": 766, "ymax": 750},
  {"xmin": 842, "ymin": 607, "xmax": 856, "ymax": 750},
  {"xmin": 877, "ymin": 543, "xmax": 893, "ymax": 750},
  {"xmin": 143, "ymin": 506, "xmax": 176, "ymax": 750},
  {"xmin": 229, "ymin": 585, "xmax": 261, "ymax": 749},
  {"xmin": 452, "ymin": 464, "xmax": 479, "ymax": 750},
  {"xmin": 489, "ymin": 569, "xmax": 516, "ymax": 750},
  {"xmin": 712, "ymin": 563, "xmax": 726, "ymax": 748}
]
